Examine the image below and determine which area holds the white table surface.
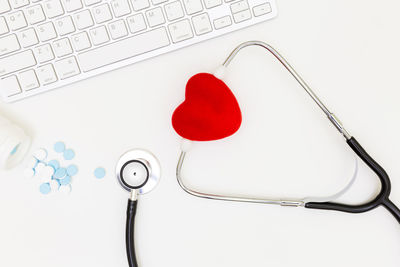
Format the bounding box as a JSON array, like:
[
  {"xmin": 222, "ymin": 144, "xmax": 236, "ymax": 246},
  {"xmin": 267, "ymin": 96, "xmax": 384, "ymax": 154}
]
[{"xmin": 1, "ymin": 0, "xmax": 400, "ymax": 266}]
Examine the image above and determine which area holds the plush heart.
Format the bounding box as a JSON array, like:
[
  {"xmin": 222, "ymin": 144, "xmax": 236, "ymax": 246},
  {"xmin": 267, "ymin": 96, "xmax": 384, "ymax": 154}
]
[{"xmin": 172, "ymin": 73, "xmax": 242, "ymax": 141}]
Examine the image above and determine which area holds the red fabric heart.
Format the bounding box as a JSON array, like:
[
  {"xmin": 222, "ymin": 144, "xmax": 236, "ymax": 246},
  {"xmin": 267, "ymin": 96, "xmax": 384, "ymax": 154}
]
[{"xmin": 172, "ymin": 73, "xmax": 242, "ymax": 141}]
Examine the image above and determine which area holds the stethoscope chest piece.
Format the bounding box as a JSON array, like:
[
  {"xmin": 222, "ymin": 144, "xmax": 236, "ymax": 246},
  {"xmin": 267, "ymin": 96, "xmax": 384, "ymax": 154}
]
[
  {"xmin": 116, "ymin": 149, "xmax": 161, "ymax": 267},
  {"xmin": 116, "ymin": 149, "xmax": 161, "ymax": 195}
]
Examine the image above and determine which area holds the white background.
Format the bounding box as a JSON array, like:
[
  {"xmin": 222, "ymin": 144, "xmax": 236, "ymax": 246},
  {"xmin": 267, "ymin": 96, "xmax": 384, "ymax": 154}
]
[{"xmin": 1, "ymin": 0, "xmax": 400, "ymax": 266}]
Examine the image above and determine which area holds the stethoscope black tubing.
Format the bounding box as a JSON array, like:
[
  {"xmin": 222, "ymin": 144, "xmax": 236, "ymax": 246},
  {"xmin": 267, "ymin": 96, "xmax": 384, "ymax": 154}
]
[
  {"xmin": 305, "ymin": 137, "xmax": 400, "ymax": 224},
  {"xmin": 126, "ymin": 199, "xmax": 138, "ymax": 267}
]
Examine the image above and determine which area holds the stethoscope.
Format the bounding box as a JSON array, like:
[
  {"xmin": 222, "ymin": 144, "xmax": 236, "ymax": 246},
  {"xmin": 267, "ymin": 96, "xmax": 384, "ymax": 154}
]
[
  {"xmin": 116, "ymin": 41, "xmax": 400, "ymax": 267},
  {"xmin": 116, "ymin": 149, "xmax": 161, "ymax": 267},
  {"xmin": 175, "ymin": 41, "xmax": 400, "ymax": 223}
]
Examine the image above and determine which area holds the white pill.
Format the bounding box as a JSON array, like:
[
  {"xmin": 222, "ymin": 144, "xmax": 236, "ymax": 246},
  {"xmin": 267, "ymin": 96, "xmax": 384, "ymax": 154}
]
[
  {"xmin": 49, "ymin": 180, "xmax": 60, "ymax": 191},
  {"xmin": 43, "ymin": 166, "xmax": 55, "ymax": 177},
  {"xmin": 26, "ymin": 156, "xmax": 38, "ymax": 169},
  {"xmin": 33, "ymin": 149, "xmax": 48, "ymax": 161},
  {"xmin": 35, "ymin": 162, "xmax": 46, "ymax": 174},
  {"xmin": 37, "ymin": 166, "xmax": 55, "ymax": 182},
  {"xmin": 59, "ymin": 185, "xmax": 72, "ymax": 194},
  {"xmin": 23, "ymin": 168, "xmax": 35, "ymax": 178},
  {"xmin": 41, "ymin": 176, "xmax": 51, "ymax": 183}
]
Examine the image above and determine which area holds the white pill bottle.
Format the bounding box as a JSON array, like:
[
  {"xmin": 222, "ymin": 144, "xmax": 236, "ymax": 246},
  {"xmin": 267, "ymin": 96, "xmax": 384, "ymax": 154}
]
[{"xmin": 0, "ymin": 114, "xmax": 31, "ymax": 170}]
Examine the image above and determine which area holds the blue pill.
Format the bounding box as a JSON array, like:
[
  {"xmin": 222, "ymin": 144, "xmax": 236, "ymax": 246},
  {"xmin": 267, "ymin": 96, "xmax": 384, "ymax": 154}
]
[
  {"xmin": 66, "ymin": 164, "xmax": 78, "ymax": 176},
  {"xmin": 48, "ymin": 159, "xmax": 60, "ymax": 170},
  {"xmin": 63, "ymin": 149, "xmax": 75, "ymax": 160},
  {"xmin": 54, "ymin": 168, "xmax": 67, "ymax": 179},
  {"xmin": 59, "ymin": 175, "xmax": 72, "ymax": 185},
  {"xmin": 39, "ymin": 183, "xmax": 51, "ymax": 195},
  {"xmin": 94, "ymin": 167, "xmax": 106, "ymax": 179},
  {"xmin": 54, "ymin": 142, "xmax": 66, "ymax": 153}
]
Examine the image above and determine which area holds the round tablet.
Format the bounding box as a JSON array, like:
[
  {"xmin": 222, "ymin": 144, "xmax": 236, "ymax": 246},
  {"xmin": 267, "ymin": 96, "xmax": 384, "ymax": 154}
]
[
  {"xmin": 59, "ymin": 175, "xmax": 72, "ymax": 185},
  {"xmin": 59, "ymin": 185, "xmax": 72, "ymax": 194},
  {"xmin": 48, "ymin": 160, "xmax": 60, "ymax": 170},
  {"xmin": 54, "ymin": 142, "xmax": 65, "ymax": 153},
  {"xmin": 66, "ymin": 165, "xmax": 78, "ymax": 176},
  {"xmin": 39, "ymin": 183, "xmax": 51, "ymax": 195},
  {"xmin": 53, "ymin": 168, "xmax": 67, "ymax": 179},
  {"xmin": 49, "ymin": 180, "xmax": 60, "ymax": 191},
  {"xmin": 38, "ymin": 166, "xmax": 55, "ymax": 183},
  {"xmin": 63, "ymin": 149, "xmax": 75, "ymax": 160},
  {"xmin": 94, "ymin": 167, "xmax": 106, "ymax": 179},
  {"xmin": 33, "ymin": 148, "xmax": 48, "ymax": 161},
  {"xmin": 35, "ymin": 162, "xmax": 46, "ymax": 174}
]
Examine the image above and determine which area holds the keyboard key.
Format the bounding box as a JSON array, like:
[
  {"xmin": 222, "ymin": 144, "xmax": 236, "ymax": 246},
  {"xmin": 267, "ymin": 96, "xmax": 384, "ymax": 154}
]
[
  {"xmin": 233, "ymin": 9, "xmax": 250, "ymax": 23},
  {"xmin": 53, "ymin": 37, "xmax": 73, "ymax": 57},
  {"xmin": 93, "ymin": 4, "xmax": 112, "ymax": 23},
  {"xmin": 54, "ymin": 56, "xmax": 80, "ymax": 79},
  {"xmin": 182, "ymin": 0, "xmax": 202, "ymax": 15},
  {"xmin": 253, "ymin": 2, "xmax": 271, "ymax": 17},
  {"xmin": 10, "ymin": 0, "xmax": 29, "ymax": 8},
  {"xmin": 83, "ymin": 0, "xmax": 100, "ymax": 6},
  {"xmin": 192, "ymin": 13, "xmax": 211, "ymax": 35},
  {"xmin": 108, "ymin": 19, "xmax": 127, "ymax": 39},
  {"xmin": 0, "ymin": 34, "xmax": 20, "ymax": 56},
  {"xmin": 18, "ymin": 69, "xmax": 39, "ymax": 90},
  {"xmin": 89, "ymin": 25, "xmax": 109, "ymax": 45},
  {"xmin": 36, "ymin": 64, "xmax": 57, "ymax": 85},
  {"xmin": 204, "ymin": 0, "xmax": 221, "ymax": 9},
  {"xmin": 0, "ymin": 75, "xmax": 21, "ymax": 97},
  {"xmin": 213, "ymin": 15, "xmax": 231, "ymax": 29},
  {"xmin": 111, "ymin": 0, "xmax": 131, "ymax": 17},
  {"xmin": 43, "ymin": 0, "xmax": 65, "ymax": 18},
  {"xmin": 55, "ymin": 16, "xmax": 76, "ymax": 35},
  {"xmin": 6, "ymin": 11, "xmax": 27, "ymax": 30},
  {"xmin": 61, "ymin": 0, "xmax": 83, "ymax": 12},
  {"xmin": 126, "ymin": 13, "xmax": 146, "ymax": 33},
  {"xmin": 0, "ymin": 0, "xmax": 11, "ymax": 14},
  {"xmin": 73, "ymin": 9, "xmax": 94, "ymax": 29},
  {"xmin": 25, "ymin": 5, "xmax": 46, "ymax": 24},
  {"xmin": 230, "ymin": 0, "xmax": 248, "ymax": 13},
  {"xmin": 37, "ymin": 22, "xmax": 57, "ymax": 41},
  {"xmin": 130, "ymin": 0, "xmax": 149, "ymax": 11},
  {"xmin": 145, "ymin": 7, "xmax": 165, "ymax": 27},
  {"xmin": 34, "ymin": 43, "xmax": 54, "ymax": 63},
  {"xmin": 18, "ymin": 28, "xmax": 39, "ymax": 47},
  {"xmin": 71, "ymin": 31, "xmax": 90, "ymax": 51},
  {"xmin": 78, "ymin": 27, "xmax": 170, "ymax": 72},
  {"xmin": 168, "ymin": 19, "xmax": 193, "ymax": 43},
  {"xmin": 0, "ymin": 16, "xmax": 9, "ymax": 34},
  {"xmin": 164, "ymin": 1, "xmax": 183, "ymax": 21},
  {"xmin": 0, "ymin": 50, "xmax": 36, "ymax": 77}
]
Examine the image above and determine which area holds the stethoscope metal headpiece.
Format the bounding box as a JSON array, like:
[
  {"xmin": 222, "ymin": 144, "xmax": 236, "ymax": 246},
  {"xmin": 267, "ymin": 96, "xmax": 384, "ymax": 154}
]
[{"xmin": 116, "ymin": 149, "xmax": 161, "ymax": 195}]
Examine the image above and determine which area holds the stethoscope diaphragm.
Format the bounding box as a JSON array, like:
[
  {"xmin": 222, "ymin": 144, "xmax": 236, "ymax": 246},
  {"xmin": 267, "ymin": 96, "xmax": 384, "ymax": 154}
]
[{"xmin": 116, "ymin": 149, "xmax": 161, "ymax": 195}]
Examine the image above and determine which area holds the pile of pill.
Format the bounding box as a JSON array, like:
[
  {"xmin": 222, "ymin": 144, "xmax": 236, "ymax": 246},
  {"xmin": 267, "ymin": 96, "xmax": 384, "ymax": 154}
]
[{"xmin": 24, "ymin": 142, "xmax": 77, "ymax": 195}]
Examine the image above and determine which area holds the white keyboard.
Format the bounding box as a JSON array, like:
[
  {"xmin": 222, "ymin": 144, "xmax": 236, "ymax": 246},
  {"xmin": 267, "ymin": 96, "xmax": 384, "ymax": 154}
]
[{"xmin": 0, "ymin": 0, "xmax": 277, "ymax": 102}]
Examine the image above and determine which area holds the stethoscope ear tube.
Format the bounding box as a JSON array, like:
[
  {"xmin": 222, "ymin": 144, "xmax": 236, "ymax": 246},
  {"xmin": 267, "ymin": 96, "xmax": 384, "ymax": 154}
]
[
  {"xmin": 126, "ymin": 198, "xmax": 138, "ymax": 267},
  {"xmin": 305, "ymin": 137, "xmax": 400, "ymax": 224}
]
